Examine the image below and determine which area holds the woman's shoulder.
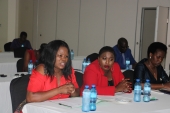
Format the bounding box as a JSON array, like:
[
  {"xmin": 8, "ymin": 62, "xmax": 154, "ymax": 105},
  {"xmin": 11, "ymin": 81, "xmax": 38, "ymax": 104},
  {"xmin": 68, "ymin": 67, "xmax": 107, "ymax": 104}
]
[
  {"xmin": 86, "ymin": 60, "xmax": 100, "ymax": 71},
  {"xmin": 26, "ymin": 49, "xmax": 34, "ymax": 54},
  {"xmin": 35, "ymin": 64, "xmax": 46, "ymax": 76}
]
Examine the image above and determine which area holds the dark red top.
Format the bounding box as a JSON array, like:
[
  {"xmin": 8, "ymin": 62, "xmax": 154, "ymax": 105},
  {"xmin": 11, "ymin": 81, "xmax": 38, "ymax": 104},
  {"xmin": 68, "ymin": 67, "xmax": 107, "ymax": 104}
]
[
  {"xmin": 80, "ymin": 60, "xmax": 124, "ymax": 96},
  {"xmin": 27, "ymin": 68, "xmax": 79, "ymax": 100},
  {"xmin": 27, "ymin": 50, "xmax": 36, "ymax": 63}
]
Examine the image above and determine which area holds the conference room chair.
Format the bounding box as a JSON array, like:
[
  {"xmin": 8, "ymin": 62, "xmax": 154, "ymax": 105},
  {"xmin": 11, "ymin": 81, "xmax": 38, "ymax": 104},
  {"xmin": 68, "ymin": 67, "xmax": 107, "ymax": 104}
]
[
  {"xmin": 14, "ymin": 47, "xmax": 28, "ymax": 58},
  {"xmin": 123, "ymin": 70, "xmax": 135, "ymax": 89},
  {"xmin": 4, "ymin": 42, "xmax": 12, "ymax": 51},
  {"xmin": 86, "ymin": 53, "xmax": 98, "ymax": 63},
  {"xmin": 10, "ymin": 74, "xmax": 30, "ymax": 113},
  {"xmin": 74, "ymin": 70, "xmax": 83, "ymax": 88},
  {"xmin": 17, "ymin": 58, "xmax": 24, "ymax": 72}
]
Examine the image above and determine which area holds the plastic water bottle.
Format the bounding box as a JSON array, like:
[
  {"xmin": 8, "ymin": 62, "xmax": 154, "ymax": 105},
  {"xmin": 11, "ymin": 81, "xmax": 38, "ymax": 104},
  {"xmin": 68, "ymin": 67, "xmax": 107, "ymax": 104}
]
[
  {"xmin": 90, "ymin": 85, "xmax": 97, "ymax": 111},
  {"xmin": 86, "ymin": 58, "xmax": 91, "ymax": 66},
  {"xmin": 70, "ymin": 49, "xmax": 74, "ymax": 60},
  {"xmin": 143, "ymin": 79, "xmax": 151, "ymax": 102},
  {"xmin": 134, "ymin": 79, "xmax": 141, "ymax": 102},
  {"xmin": 82, "ymin": 85, "xmax": 90, "ymax": 112},
  {"xmin": 82, "ymin": 58, "xmax": 86, "ymax": 73},
  {"xmin": 28, "ymin": 60, "xmax": 33, "ymax": 74},
  {"xmin": 125, "ymin": 58, "xmax": 130, "ymax": 70},
  {"xmin": 34, "ymin": 60, "xmax": 38, "ymax": 68}
]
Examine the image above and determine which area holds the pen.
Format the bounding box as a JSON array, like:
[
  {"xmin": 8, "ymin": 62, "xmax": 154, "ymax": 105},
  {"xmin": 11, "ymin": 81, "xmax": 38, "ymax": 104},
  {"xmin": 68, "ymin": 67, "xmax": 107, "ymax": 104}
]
[
  {"xmin": 58, "ymin": 103, "xmax": 72, "ymax": 108},
  {"xmin": 150, "ymin": 97, "xmax": 158, "ymax": 101}
]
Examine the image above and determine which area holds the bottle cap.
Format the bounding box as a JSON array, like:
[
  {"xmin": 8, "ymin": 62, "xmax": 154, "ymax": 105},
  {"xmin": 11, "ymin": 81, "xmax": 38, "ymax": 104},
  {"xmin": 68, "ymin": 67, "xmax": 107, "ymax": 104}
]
[
  {"xmin": 92, "ymin": 84, "xmax": 96, "ymax": 88},
  {"xmin": 136, "ymin": 79, "xmax": 140, "ymax": 82},
  {"xmin": 146, "ymin": 79, "xmax": 150, "ymax": 82},
  {"xmin": 30, "ymin": 60, "xmax": 32, "ymax": 62},
  {"xmin": 85, "ymin": 85, "xmax": 89, "ymax": 89}
]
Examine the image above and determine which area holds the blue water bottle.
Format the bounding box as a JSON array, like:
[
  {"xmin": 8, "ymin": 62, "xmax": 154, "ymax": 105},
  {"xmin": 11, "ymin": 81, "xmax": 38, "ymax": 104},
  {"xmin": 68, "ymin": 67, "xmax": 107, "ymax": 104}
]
[
  {"xmin": 70, "ymin": 49, "xmax": 74, "ymax": 60},
  {"xmin": 28, "ymin": 60, "xmax": 33, "ymax": 74},
  {"xmin": 82, "ymin": 85, "xmax": 90, "ymax": 112},
  {"xmin": 34, "ymin": 60, "xmax": 38, "ymax": 69},
  {"xmin": 87, "ymin": 58, "xmax": 91, "ymax": 66},
  {"xmin": 90, "ymin": 85, "xmax": 97, "ymax": 111},
  {"xmin": 125, "ymin": 58, "xmax": 130, "ymax": 70},
  {"xmin": 134, "ymin": 79, "xmax": 141, "ymax": 102},
  {"xmin": 82, "ymin": 58, "xmax": 86, "ymax": 73},
  {"xmin": 143, "ymin": 79, "xmax": 151, "ymax": 102}
]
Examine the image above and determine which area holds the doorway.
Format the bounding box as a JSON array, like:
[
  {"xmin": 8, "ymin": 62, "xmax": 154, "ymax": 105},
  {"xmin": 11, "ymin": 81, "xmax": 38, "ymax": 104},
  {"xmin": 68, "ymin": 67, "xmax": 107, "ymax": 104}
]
[
  {"xmin": 140, "ymin": 6, "xmax": 169, "ymax": 69},
  {"xmin": 140, "ymin": 8, "xmax": 156, "ymax": 60}
]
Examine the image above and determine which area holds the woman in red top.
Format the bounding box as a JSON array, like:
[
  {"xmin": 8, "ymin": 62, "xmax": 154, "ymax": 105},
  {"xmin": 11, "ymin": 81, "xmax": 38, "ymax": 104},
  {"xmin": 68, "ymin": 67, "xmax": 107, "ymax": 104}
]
[
  {"xmin": 26, "ymin": 40, "xmax": 79, "ymax": 102},
  {"xmin": 23, "ymin": 43, "xmax": 47, "ymax": 71},
  {"xmin": 81, "ymin": 46, "xmax": 131, "ymax": 95}
]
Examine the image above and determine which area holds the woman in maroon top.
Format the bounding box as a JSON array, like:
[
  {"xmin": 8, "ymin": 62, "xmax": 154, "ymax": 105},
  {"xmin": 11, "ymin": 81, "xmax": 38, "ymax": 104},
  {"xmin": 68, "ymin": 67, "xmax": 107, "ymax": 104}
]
[
  {"xmin": 81, "ymin": 46, "xmax": 132, "ymax": 95},
  {"xmin": 23, "ymin": 43, "xmax": 47, "ymax": 71}
]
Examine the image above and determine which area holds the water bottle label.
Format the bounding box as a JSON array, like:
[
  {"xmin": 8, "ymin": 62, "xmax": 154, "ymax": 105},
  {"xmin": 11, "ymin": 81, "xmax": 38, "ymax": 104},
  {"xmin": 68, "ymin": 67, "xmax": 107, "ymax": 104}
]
[
  {"xmin": 144, "ymin": 87, "xmax": 151, "ymax": 91},
  {"xmin": 126, "ymin": 60, "xmax": 130, "ymax": 65},
  {"xmin": 134, "ymin": 86, "xmax": 141, "ymax": 90}
]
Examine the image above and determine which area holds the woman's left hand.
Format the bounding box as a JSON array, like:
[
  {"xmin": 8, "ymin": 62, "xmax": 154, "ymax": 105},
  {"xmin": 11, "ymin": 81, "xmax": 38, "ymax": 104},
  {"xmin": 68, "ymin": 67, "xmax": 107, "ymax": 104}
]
[{"xmin": 115, "ymin": 79, "xmax": 132, "ymax": 93}]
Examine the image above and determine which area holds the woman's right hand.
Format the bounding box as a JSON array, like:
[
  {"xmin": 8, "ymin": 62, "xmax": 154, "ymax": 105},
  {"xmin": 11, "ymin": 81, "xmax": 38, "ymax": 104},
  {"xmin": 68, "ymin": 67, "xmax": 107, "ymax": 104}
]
[
  {"xmin": 115, "ymin": 79, "xmax": 132, "ymax": 93},
  {"xmin": 58, "ymin": 83, "xmax": 75, "ymax": 94}
]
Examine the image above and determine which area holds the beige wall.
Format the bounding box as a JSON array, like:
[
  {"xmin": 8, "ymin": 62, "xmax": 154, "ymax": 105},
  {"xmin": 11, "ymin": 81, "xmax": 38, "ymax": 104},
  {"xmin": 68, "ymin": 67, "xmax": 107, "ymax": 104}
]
[
  {"xmin": 0, "ymin": 0, "xmax": 17, "ymax": 51},
  {"xmin": 1, "ymin": 0, "xmax": 170, "ymax": 68},
  {"xmin": 8, "ymin": 0, "xmax": 17, "ymax": 42},
  {"xmin": 0, "ymin": 0, "xmax": 8, "ymax": 51},
  {"xmin": 105, "ymin": 0, "xmax": 138, "ymax": 55},
  {"xmin": 17, "ymin": 0, "xmax": 34, "ymax": 47}
]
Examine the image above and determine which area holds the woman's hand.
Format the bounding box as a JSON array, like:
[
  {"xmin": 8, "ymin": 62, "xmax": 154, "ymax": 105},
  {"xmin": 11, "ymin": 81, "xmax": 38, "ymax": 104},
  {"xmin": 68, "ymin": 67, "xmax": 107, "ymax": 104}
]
[
  {"xmin": 163, "ymin": 82, "xmax": 170, "ymax": 89},
  {"xmin": 115, "ymin": 79, "xmax": 132, "ymax": 93},
  {"xmin": 58, "ymin": 83, "xmax": 75, "ymax": 94}
]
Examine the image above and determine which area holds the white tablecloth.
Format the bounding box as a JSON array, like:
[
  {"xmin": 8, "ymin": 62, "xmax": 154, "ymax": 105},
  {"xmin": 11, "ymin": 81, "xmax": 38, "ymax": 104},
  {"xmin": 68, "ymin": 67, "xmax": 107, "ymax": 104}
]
[
  {"xmin": 0, "ymin": 72, "xmax": 28, "ymax": 113},
  {"xmin": 23, "ymin": 91, "xmax": 170, "ymax": 113},
  {"xmin": 0, "ymin": 52, "xmax": 14, "ymax": 58},
  {"xmin": 0, "ymin": 58, "xmax": 20, "ymax": 75},
  {"xmin": 0, "ymin": 76, "xmax": 14, "ymax": 113}
]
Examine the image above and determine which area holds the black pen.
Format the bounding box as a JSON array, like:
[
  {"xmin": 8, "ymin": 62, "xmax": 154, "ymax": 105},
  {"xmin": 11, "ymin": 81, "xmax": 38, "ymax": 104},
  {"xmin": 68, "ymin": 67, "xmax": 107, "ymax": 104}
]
[{"xmin": 58, "ymin": 103, "xmax": 72, "ymax": 108}]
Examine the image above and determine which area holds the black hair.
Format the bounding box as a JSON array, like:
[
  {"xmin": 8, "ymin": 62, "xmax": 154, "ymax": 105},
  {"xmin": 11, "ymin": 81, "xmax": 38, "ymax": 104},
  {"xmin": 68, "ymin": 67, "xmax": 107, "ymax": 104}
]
[
  {"xmin": 39, "ymin": 40, "xmax": 72, "ymax": 80},
  {"xmin": 147, "ymin": 42, "xmax": 167, "ymax": 58},
  {"xmin": 117, "ymin": 37, "xmax": 128, "ymax": 45},
  {"xmin": 98, "ymin": 46, "xmax": 115, "ymax": 58},
  {"xmin": 39, "ymin": 43, "xmax": 47, "ymax": 54},
  {"xmin": 20, "ymin": 31, "xmax": 27, "ymax": 37}
]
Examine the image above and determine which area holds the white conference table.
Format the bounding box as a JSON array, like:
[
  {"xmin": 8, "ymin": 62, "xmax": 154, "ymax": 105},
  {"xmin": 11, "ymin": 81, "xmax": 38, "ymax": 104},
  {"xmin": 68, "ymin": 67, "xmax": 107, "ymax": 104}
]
[
  {"xmin": 0, "ymin": 73, "xmax": 28, "ymax": 113},
  {"xmin": 0, "ymin": 75, "xmax": 13, "ymax": 113},
  {"xmin": 0, "ymin": 52, "xmax": 14, "ymax": 58},
  {"xmin": 0, "ymin": 58, "xmax": 20, "ymax": 75},
  {"xmin": 23, "ymin": 91, "xmax": 170, "ymax": 113}
]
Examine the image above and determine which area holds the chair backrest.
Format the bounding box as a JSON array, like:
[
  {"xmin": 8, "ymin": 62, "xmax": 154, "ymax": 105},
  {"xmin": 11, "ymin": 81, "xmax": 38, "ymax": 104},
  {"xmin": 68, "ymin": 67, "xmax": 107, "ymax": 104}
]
[
  {"xmin": 10, "ymin": 75, "xmax": 30, "ymax": 112},
  {"xmin": 123, "ymin": 70, "xmax": 134, "ymax": 89},
  {"xmin": 4, "ymin": 42, "xmax": 12, "ymax": 51},
  {"xmin": 17, "ymin": 58, "xmax": 24, "ymax": 72},
  {"xmin": 14, "ymin": 47, "xmax": 28, "ymax": 58},
  {"xmin": 86, "ymin": 53, "xmax": 98, "ymax": 63},
  {"xmin": 74, "ymin": 70, "xmax": 83, "ymax": 88}
]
